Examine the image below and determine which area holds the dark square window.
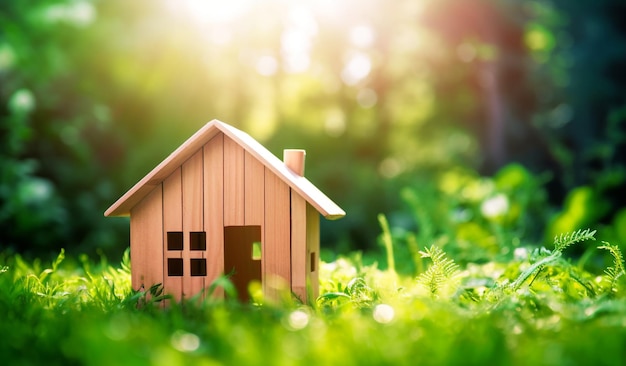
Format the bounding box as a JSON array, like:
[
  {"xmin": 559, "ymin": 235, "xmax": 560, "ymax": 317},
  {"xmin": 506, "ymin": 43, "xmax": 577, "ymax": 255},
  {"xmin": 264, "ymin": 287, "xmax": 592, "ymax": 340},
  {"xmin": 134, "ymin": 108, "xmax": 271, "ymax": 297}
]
[
  {"xmin": 190, "ymin": 232, "xmax": 206, "ymax": 251},
  {"xmin": 190, "ymin": 258, "xmax": 207, "ymax": 276},
  {"xmin": 168, "ymin": 258, "xmax": 183, "ymax": 276},
  {"xmin": 167, "ymin": 232, "xmax": 183, "ymax": 250}
]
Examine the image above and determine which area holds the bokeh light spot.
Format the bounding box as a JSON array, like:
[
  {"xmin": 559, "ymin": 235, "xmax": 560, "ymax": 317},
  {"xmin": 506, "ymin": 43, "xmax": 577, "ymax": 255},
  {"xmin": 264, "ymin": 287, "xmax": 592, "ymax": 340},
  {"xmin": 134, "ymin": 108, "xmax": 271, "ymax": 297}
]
[
  {"xmin": 481, "ymin": 194, "xmax": 509, "ymax": 219},
  {"xmin": 170, "ymin": 330, "xmax": 200, "ymax": 352},
  {"xmin": 287, "ymin": 310, "xmax": 310, "ymax": 330},
  {"xmin": 0, "ymin": 43, "xmax": 16, "ymax": 71},
  {"xmin": 373, "ymin": 304, "xmax": 395, "ymax": 324},
  {"xmin": 341, "ymin": 52, "xmax": 372, "ymax": 85},
  {"xmin": 9, "ymin": 89, "xmax": 36, "ymax": 115},
  {"xmin": 357, "ymin": 88, "xmax": 378, "ymax": 108},
  {"xmin": 325, "ymin": 109, "xmax": 346, "ymax": 137},
  {"xmin": 350, "ymin": 25, "xmax": 375, "ymax": 48},
  {"xmin": 256, "ymin": 55, "xmax": 278, "ymax": 76}
]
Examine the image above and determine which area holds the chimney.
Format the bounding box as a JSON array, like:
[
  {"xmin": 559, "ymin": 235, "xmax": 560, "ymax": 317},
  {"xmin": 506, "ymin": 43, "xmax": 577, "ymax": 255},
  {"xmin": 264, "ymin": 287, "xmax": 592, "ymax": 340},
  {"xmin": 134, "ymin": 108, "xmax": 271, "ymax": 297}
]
[{"xmin": 283, "ymin": 149, "xmax": 306, "ymax": 176}]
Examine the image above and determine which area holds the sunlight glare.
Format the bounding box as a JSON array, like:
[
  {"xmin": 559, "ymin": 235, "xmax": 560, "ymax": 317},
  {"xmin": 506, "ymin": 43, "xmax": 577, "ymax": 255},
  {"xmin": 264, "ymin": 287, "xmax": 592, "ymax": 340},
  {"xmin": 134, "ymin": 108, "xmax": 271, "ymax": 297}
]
[
  {"xmin": 350, "ymin": 25, "xmax": 375, "ymax": 48},
  {"xmin": 181, "ymin": 0, "xmax": 253, "ymax": 24},
  {"xmin": 256, "ymin": 55, "xmax": 279, "ymax": 76},
  {"xmin": 281, "ymin": 29, "xmax": 312, "ymax": 73},
  {"xmin": 281, "ymin": 6, "xmax": 318, "ymax": 73},
  {"xmin": 341, "ymin": 52, "xmax": 372, "ymax": 85},
  {"xmin": 209, "ymin": 28, "xmax": 232, "ymax": 45},
  {"xmin": 287, "ymin": 6, "xmax": 318, "ymax": 36}
]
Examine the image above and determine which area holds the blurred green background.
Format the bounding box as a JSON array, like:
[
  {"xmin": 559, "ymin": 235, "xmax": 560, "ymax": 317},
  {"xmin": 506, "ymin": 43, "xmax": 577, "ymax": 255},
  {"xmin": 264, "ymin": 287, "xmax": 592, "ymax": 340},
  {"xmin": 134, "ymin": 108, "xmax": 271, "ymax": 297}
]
[{"xmin": 2, "ymin": 0, "xmax": 626, "ymax": 261}]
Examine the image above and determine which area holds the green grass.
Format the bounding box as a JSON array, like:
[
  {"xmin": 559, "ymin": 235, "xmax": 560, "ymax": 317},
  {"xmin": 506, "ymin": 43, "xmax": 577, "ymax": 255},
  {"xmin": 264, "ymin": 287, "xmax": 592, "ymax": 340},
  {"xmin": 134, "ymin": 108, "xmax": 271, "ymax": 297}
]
[{"xmin": 2, "ymin": 230, "xmax": 626, "ymax": 366}]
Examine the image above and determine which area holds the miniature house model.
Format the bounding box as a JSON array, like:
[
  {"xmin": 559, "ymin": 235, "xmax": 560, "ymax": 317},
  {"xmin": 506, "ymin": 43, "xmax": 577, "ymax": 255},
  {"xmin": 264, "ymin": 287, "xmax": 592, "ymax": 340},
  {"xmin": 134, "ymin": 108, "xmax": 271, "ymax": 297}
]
[{"xmin": 105, "ymin": 120, "xmax": 345, "ymax": 303}]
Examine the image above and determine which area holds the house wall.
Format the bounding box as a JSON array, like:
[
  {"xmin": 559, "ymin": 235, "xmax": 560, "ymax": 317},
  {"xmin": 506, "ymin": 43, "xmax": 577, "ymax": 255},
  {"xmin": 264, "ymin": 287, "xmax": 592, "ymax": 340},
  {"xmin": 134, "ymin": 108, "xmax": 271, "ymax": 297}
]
[
  {"xmin": 203, "ymin": 133, "xmax": 224, "ymax": 298},
  {"xmin": 221, "ymin": 132, "xmax": 293, "ymax": 299},
  {"xmin": 162, "ymin": 167, "xmax": 182, "ymax": 302},
  {"xmin": 130, "ymin": 184, "xmax": 163, "ymax": 294},
  {"xmin": 160, "ymin": 149, "xmax": 208, "ymax": 303},
  {"xmin": 291, "ymin": 193, "xmax": 307, "ymax": 301},
  {"xmin": 306, "ymin": 203, "xmax": 321, "ymax": 301},
  {"xmin": 131, "ymin": 132, "xmax": 295, "ymax": 302},
  {"xmin": 263, "ymin": 162, "xmax": 291, "ymax": 299},
  {"xmin": 183, "ymin": 150, "xmax": 205, "ymax": 299},
  {"xmin": 290, "ymin": 197, "xmax": 321, "ymax": 304}
]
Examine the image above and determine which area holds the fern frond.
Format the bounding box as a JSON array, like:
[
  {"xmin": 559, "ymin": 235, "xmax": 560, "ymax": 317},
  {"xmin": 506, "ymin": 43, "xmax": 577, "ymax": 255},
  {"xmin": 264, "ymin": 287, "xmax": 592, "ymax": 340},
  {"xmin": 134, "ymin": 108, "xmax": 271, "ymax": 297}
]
[
  {"xmin": 599, "ymin": 242, "xmax": 626, "ymax": 295},
  {"xmin": 553, "ymin": 228, "xmax": 596, "ymax": 253},
  {"xmin": 416, "ymin": 245, "xmax": 459, "ymax": 297},
  {"xmin": 509, "ymin": 229, "xmax": 596, "ymax": 292},
  {"xmin": 509, "ymin": 254, "xmax": 555, "ymax": 291}
]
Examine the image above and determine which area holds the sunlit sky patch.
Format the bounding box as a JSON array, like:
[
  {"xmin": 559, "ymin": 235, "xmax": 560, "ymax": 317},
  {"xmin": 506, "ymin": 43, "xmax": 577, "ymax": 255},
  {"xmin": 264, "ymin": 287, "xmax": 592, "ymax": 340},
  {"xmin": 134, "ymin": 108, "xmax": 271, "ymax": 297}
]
[
  {"xmin": 178, "ymin": 0, "xmax": 254, "ymax": 24},
  {"xmin": 163, "ymin": 0, "xmax": 382, "ymax": 79}
]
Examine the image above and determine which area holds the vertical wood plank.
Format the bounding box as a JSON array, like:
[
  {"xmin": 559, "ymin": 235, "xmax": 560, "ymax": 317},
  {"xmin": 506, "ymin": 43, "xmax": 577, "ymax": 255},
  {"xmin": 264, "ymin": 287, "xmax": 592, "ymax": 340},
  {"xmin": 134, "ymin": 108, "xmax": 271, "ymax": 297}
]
[
  {"xmin": 130, "ymin": 185, "xmax": 163, "ymax": 295},
  {"xmin": 204, "ymin": 134, "xmax": 224, "ymax": 298},
  {"xmin": 306, "ymin": 203, "xmax": 321, "ymax": 301},
  {"xmin": 244, "ymin": 151, "xmax": 265, "ymax": 299},
  {"xmin": 224, "ymin": 136, "xmax": 244, "ymax": 226},
  {"xmin": 163, "ymin": 168, "xmax": 183, "ymax": 302},
  {"xmin": 244, "ymin": 151, "xmax": 264, "ymax": 226},
  {"xmin": 290, "ymin": 191, "xmax": 307, "ymax": 302},
  {"xmin": 182, "ymin": 150, "xmax": 204, "ymax": 300},
  {"xmin": 264, "ymin": 169, "xmax": 291, "ymax": 299}
]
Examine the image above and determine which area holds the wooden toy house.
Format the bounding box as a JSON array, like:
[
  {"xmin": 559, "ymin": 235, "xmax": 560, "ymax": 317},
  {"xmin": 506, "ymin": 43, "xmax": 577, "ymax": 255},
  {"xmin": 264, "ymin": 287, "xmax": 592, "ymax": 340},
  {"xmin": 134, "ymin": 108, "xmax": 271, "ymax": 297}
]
[{"xmin": 105, "ymin": 119, "xmax": 345, "ymax": 303}]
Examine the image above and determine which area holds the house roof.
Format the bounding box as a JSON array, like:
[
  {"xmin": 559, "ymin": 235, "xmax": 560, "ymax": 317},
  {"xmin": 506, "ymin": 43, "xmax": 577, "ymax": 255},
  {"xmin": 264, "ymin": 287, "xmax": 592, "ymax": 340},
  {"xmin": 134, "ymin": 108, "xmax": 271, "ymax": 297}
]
[{"xmin": 104, "ymin": 119, "xmax": 346, "ymax": 220}]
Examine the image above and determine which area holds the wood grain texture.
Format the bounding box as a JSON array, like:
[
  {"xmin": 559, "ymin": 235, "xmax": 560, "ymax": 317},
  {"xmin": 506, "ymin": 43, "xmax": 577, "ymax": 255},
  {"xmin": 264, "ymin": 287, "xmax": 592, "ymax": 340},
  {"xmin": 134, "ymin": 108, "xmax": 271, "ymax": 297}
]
[
  {"xmin": 204, "ymin": 134, "xmax": 224, "ymax": 298},
  {"xmin": 306, "ymin": 203, "xmax": 321, "ymax": 300},
  {"xmin": 130, "ymin": 185, "xmax": 163, "ymax": 294},
  {"xmin": 182, "ymin": 150, "xmax": 204, "ymax": 300},
  {"xmin": 264, "ymin": 169, "xmax": 291, "ymax": 298},
  {"xmin": 290, "ymin": 191, "xmax": 307, "ymax": 302},
  {"xmin": 163, "ymin": 168, "xmax": 183, "ymax": 302},
  {"xmin": 244, "ymin": 151, "xmax": 264, "ymax": 226},
  {"xmin": 224, "ymin": 136, "xmax": 245, "ymax": 226}
]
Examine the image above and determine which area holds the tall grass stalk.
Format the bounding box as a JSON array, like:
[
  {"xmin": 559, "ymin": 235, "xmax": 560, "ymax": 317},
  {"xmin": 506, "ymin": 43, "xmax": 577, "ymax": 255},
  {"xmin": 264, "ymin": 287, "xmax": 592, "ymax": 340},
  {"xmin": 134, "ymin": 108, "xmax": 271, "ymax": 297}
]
[{"xmin": 377, "ymin": 213, "xmax": 395, "ymax": 273}]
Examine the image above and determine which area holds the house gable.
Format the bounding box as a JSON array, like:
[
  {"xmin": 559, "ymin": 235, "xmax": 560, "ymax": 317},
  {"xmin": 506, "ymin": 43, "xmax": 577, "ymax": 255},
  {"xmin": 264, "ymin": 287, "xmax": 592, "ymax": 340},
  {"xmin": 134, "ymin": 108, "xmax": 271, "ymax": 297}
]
[{"xmin": 105, "ymin": 119, "xmax": 345, "ymax": 220}]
